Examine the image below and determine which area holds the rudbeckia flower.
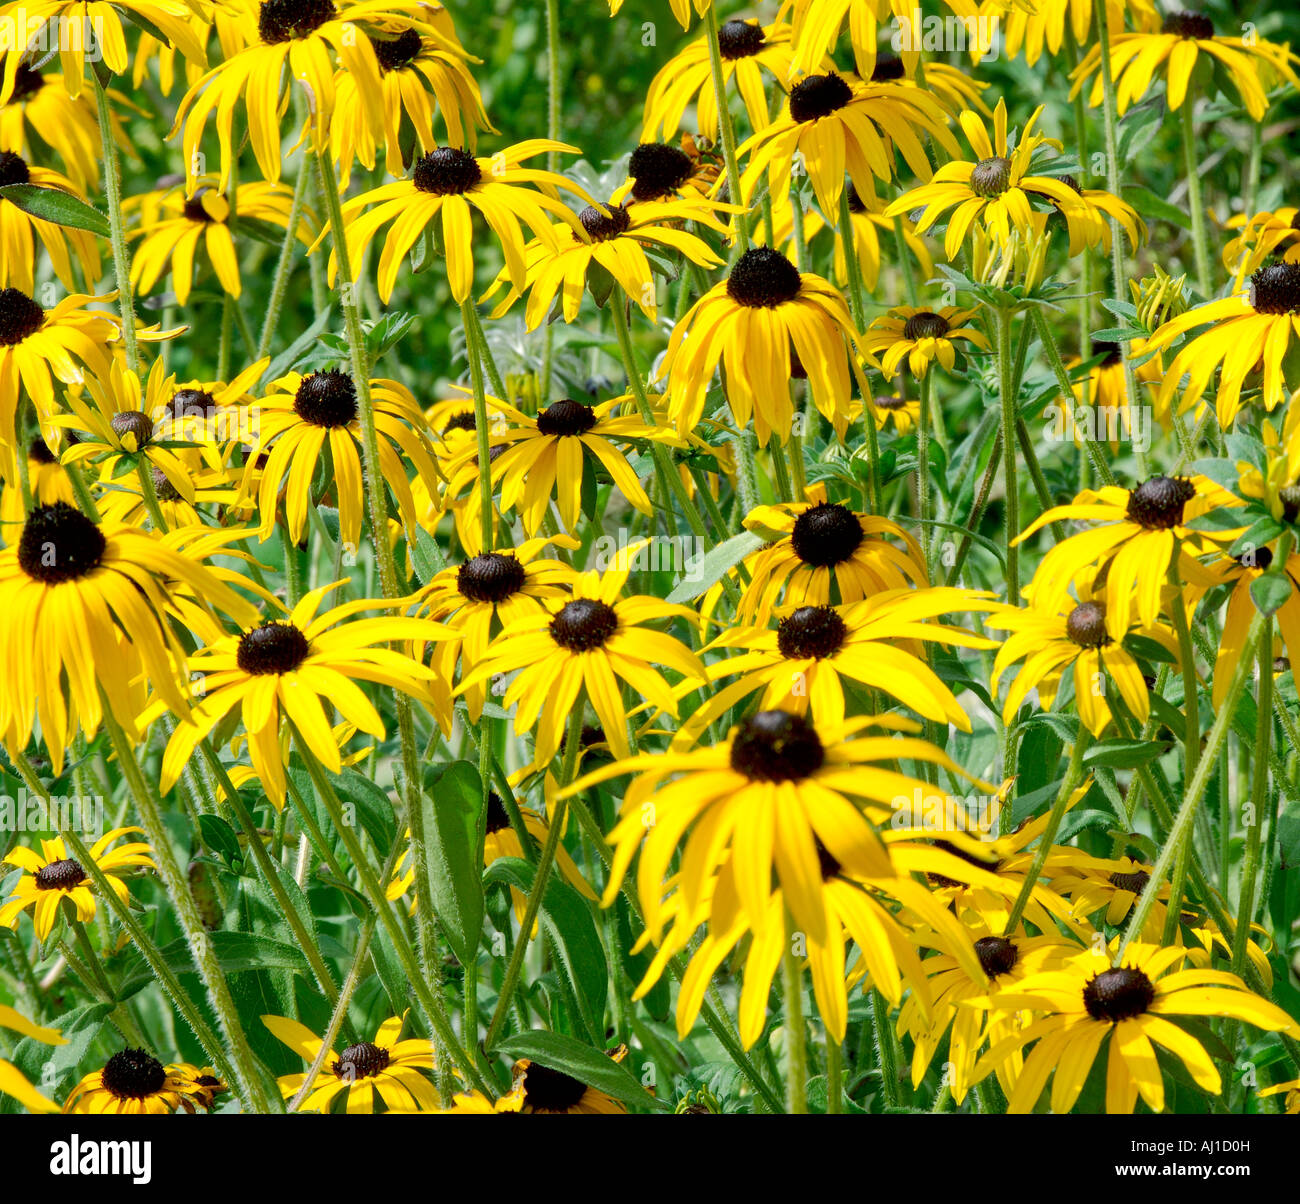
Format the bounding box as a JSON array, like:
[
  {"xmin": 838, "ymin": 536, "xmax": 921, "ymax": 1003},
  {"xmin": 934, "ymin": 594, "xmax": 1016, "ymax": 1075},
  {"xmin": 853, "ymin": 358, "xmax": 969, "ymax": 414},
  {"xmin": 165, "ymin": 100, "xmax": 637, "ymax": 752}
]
[
  {"xmin": 331, "ymin": 23, "xmax": 491, "ymax": 185},
  {"xmin": 0, "ymin": 502, "xmax": 258, "ymax": 772},
  {"xmin": 883, "ymin": 101, "xmax": 1097, "ymax": 261},
  {"xmin": 501, "ymin": 1045, "xmax": 634, "ymax": 1114},
  {"xmin": 0, "ymin": 434, "xmax": 75, "ymax": 525},
  {"xmin": 1145, "ymin": 263, "xmax": 1300, "ymax": 425},
  {"xmin": 63, "ymin": 1049, "xmax": 217, "ymax": 1115},
  {"xmin": 0, "ymin": 287, "xmax": 118, "ymax": 443},
  {"xmin": 1070, "ymin": 9, "xmax": 1300, "ymax": 121},
  {"xmin": 640, "ymin": 19, "xmax": 801, "ymax": 144},
  {"xmin": 972, "ymin": 942, "xmax": 1297, "ymax": 1113},
  {"xmin": 861, "ymin": 305, "xmax": 988, "ymax": 378},
  {"xmin": 459, "ymin": 544, "xmax": 706, "ymax": 765},
  {"xmin": 0, "ymin": 62, "xmax": 116, "ymax": 191},
  {"xmin": 0, "ymin": 0, "xmax": 207, "ymax": 101},
  {"xmin": 675, "ymin": 587, "xmax": 1001, "ymax": 742},
  {"xmin": 471, "ymin": 394, "xmax": 686, "ymax": 536},
  {"xmin": 156, "ymin": 583, "xmax": 450, "ymax": 807},
  {"xmin": 263, "ymin": 1012, "xmax": 437, "ymax": 1113},
  {"xmin": 0, "ymin": 1006, "xmax": 63, "ymax": 1113},
  {"xmin": 997, "ymin": 0, "xmax": 1161, "ymax": 68},
  {"xmin": 1, "ymin": 829, "xmax": 154, "ymax": 942},
  {"xmin": 173, "ymin": 0, "xmax": 449, "ymax": 189},
  {"xmin": 331, "ymin": 139, "xmax": 594, "ymax": 304},
  {"xmin": 239, "ymin": 368, "xmax": 441, "ymax": 550},
  {"xmin": 1013, "ymin": 475, "xmax": 1242, "ymax": 642},
  {"xmin": 571, "ymin": 708, "xmax": 971, "ymax": 946},
  {"xmin": 483, "ymin": 197, "xmax": 728, "ymax": 328},
  {"xmin": 660, "ymin": 246, "xmax": 861, "ymax": 446},
  {"xmin": 127, "ymin": 178, "xmax": 314, "ymax": 305},
  {"xmin": 737, "ymin": 70, "xmax": 957, "ymax": 223},
  {"xmin": 0, "ymin": 150, "xmax": 100, "ymax": 293},
  {"xmin": 725, "ymin": 486, "xmax": 928, "ymax": 625},
  {"xmin": 411, "ymin": 531, "xmax": 576, "ymax": 728},
  {"xmin": 985, "ymin": 573, "xmax": 1179, "ymax": 736},
  {"xmin": 1224, "ymin": 203, "xmax": 1300, "ymax": 285}
]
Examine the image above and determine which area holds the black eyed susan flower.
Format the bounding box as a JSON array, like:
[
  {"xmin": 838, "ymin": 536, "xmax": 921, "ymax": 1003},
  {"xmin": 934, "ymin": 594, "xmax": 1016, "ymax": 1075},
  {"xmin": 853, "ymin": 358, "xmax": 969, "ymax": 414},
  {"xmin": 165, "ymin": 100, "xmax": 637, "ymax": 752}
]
[
  {"xmin": 239, "ymin": 369, "xmax": 440, "ymax": 550},
  {"xmin": 724, "ymin": 485, "xmax": 929, "ymax": 625},
  {"xmin": 0, "ymin": 62, "xmax": 114, "ymax": 192},
  {"xmin": 737, "ymin": 70, "xmax": 958, "ymax": 223},
  {"xmin": 861, "ymin": 390, "xmax": 920, "ymax": 435},
  {"xmin": 1070, "ymin": 9, "xmax": 1300, "ymax": 122},
  {"xmin": 0, "ymin": 502, "xmax": 258, "ymax": 773},
  {"xmin": 1058, "ymin": 339, "xmax": 1161, "ymax": 452},
  {"xmin": 459, "ymin": 545, "xmax": 706, "ymax": 765},
  {"xmin": 997, "ymin": 0, "xmax": 1161, "ymax": 68},
  {"xmin": 986, "ymin": 571, "xmax": 1179, "ymax": 736},
  {"xmin": 156, "ymin": 583, "xmax": 451, "ymax": 808},
  {"xmin": 263, "ymin": 1013, "xmax": 437, "ymax": 1113},
  {"xmin": 332, "ymin": 139, "xmax": 594, "ymax": 304},
  {"xmin": 1013, "ymin": 475, "xmax": 1242, "ymax": 643},
  {"xmin": 676, "ymin": 587, "xmax": 1001, "ymax": 742},
  {"xmin": 1, "ymin": 828, "xmax": 154, "ymax": 942},
  {"xmin": 884, "ymin": 101, "xmax": 1101, "ymax": 261},
  {"xmin": 126, "ymin": 178, "xmax": 314, "ymax": 305},
  {"xmin": 411, "ymin": 532, "xmax": 576, "ymax": 729},
  {"xmin": 862, "ymin": 305, "xmax": 988, "ymax": 378},
  {"xmin": 173, "ymin": 0, "xmax": 450, "ymax": 189},
  {"xmin": 97, "ymin": 462, "xmax": 240, "ymax": 531},
  {"xmin": 615, "ymin": 139, "xmax": 721, "ymax": 206},
  {"xmin": 153, "ymin": 359, "xmax": 268, "ymax": 455},
  {"xmin": 0, "ymin": 433, "xmax": 75, "ymax": 525},
  {"xmin": 569, "ymin": 708, "xmax": 973, "ymax": 948},
  {"xmin": 972, "ymin": 943, "xmax": 1297, "ymax": 1113},
  {"xmin": 505, "ymin": 1045, "xmax": 632, "ymax": 1114},
  {"xmin": 0, "ymin": 1005, "xmax": 63, "ymax": 1113},
  {"xmin": 482, "ymin": 196, "xmax": 729, "ymax": 328},
  {"xmin": 661, "ymin": 246, "xmax": 861, "ymax": 446},
  {"xmin": 1145, "ymin": 263, "xmax": 1300, "ymax": 425},
  {"xmin": 0, "ymin": 288, "xmax": 118, "ymax": 443},
  {"xmin": 475, "ymin": 395, "xmax": 686, "ymax": 536},
  {"xmin": 1225, "ymin": 203, "xmax": 1300, "ymax": 285},
  {"xmin": 0, "ymin": 150, "xmax": 100, "ymax": 294},
  {"xmin": 640, "ymin": 19, "xmax": 801, "ymax": 144},
  {"xmin": 0, "ymin": 0, "xmax": 207, "ymax": 102},
  {"xmin": 331, "ymin": 23, "xmax": 491, "ymax": 185},
  {"xmin": 63, "ymin": 1049, "xmax": 212, "ymax": 1115}
]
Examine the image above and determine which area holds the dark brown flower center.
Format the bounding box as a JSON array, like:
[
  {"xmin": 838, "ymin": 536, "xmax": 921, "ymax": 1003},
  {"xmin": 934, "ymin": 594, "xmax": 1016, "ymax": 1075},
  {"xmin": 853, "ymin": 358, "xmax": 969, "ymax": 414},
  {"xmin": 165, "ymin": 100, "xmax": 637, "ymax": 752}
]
[
  {"xmin": 332, "ymin": 1042, "xmax": 390, "ymax": 1081},
  {"xmin": 578, "ymin": 202, "xmax": 631, "ymax": 242},
  {"xmin": 458, "ymin": 552, "xmax": 526, "ymax": 603},
  {"xmin": 902, "ymin": 311, "xmax": 950, "ymax": 341},
  {"xmin": 789, "ymin": 501, "xmax": 864, "ymax": 567},
  {"xmin": 28, "ymin": 435, "xmax": 57, "ymax": 465},
  {"xmin": 1066, "ymin": 601, "xmax": 1110, "ymax": 648},
  {"xmin": 726, "ymin": 247, "xmax": 802, "ymax": 308},
  {"xmin": 536, "ymin": 398, "xmax": 597, "ymax": 436},
  {"xmin": 413, "ymin": 147, "xmax": 482, "ymax": 196},
  {"xmin": 111, "ymin": 410, "xmax": 154, "ymax": 447},
  {"xmin": 236, "ymin": 621, "xmax": 310, "ymax": 675},
  {"xmin": 522, "ymin": 1062, "xmax": 588, "ymax": 1111},
  {"xmin": 35, "ymin": 857, "xmax": 85, "ymax": 890},
  {"xmin": 9, "ymin": 64, "xmax": 44, "ymax": 103},
  {"xmin": 717, "ymin": 18, "xmax": 765, "ymax": 60},
  {"xmin": 442, "ymin": 410, "xmax": 476, "ymax": 434},
  {"xmin": 729, "ymin": 710, "xmax": 825, "ymax": 783},
  {"xmin": 258, "ymin": 0, "xmax": 335, "ymax": 45},
  {"xmin": 1125, "ymin": 475, "xmax": 1196, "ymax": 530},
  {"xmin": 1236, "ymin": 546, "xmax": 1273, "ymax": 571},
  {"xmin": 1082, "ymin": 966, "xmax": 1156, "ymax": 1022},
  {"xmin": 1107, "ymin": 869, "xmax": 1150, "ymax": 895},
  {"xmin": 629, "ymin": 142, "xmax": 694, "ymax": 201},
  {"xmin": 776, "ymin": 605, "xmax": 848, "ymax": 659},
  {"xmin": 371, "ymin": 27, "xmax": 422, "ymax": 72},
  {"xmin": 550, "ymin": 598, "xmax": 619, "ymax": 651},
  {"xmin": 970, "ymin": 156, "xmax": 1012, "ymax": 198},
  {"xmin": 0, "ymin": 150, "xmax": 30, "ymax": 189},
  {"xmin": 484, "ymin": 791, "xmax": 511, "ymax": 834},
  {"xmin": 293, "ymin": 369, "xmax": 357, "ymax": 428},
  {"xmin": 1162, "ymin": 11, "xmax": 1213, "ymax": 39},
  {"xmin": 17, "ymin": 502, "xmax": 106, "ymax": 583},
  {"xmin": 870, "ymin": 54, "xmax": 907, "ymax": 82},
  {"xmin": 151, "ymin": 465, "xmax": 181, "ymax": 503},
  {"xmin": 1248, "ymin": 262, "xmax": 1300, "ymax": 314},
  {"xmin": 788, "ymin": 72, "xmax": 853, "ymax": 123},
  {"xmin": 169, "ymin": 387, "xmax": 220, "ymax": 419},
  {"xmin": 101, "ymin": 1049, "xmax": 168, "ymax": 1100},
  {"xmin": 0, "ymin": 286, "xmax": 45, "ymax": 345},
  {"xmin": 975, "ymin": 935, "xmax": 1019, "ymax": 978},
  {"xmin": 1093, "ymin": 340, "xmax": 1123, "ymax": 368}
]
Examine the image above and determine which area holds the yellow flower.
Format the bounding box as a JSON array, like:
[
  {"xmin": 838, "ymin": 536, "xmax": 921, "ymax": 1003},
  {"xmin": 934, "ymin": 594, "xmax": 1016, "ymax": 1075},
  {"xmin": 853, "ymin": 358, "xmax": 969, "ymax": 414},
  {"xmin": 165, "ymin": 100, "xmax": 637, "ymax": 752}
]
[
  {"xmin": 862, "ymin": 305, "xmax": 988, "ymax": 378},
  {"xmin": 63, "ymin": 1049, "xmax": 217, "ymax": 1115}
]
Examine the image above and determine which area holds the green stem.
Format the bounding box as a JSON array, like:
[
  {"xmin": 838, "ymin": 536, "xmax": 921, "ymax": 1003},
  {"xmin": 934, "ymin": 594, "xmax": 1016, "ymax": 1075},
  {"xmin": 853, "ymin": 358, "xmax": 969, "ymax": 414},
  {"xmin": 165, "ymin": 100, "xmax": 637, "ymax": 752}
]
[
  {"xmin": 702, "ymin": 6, "xmax": 750, "ymax": 254},
  {"xmin": 1232, "ymin": 617, "xmax": 1272, "ymax": 975},
  {"xmin": 1179, "ymin": 91, "xmax": 1212, "ymax": 298},
  {"xmin": 258, "ymin": 155, "xmax": 311, "ymax": 358},
  {"xmin": 781, "ymin": 917, "xmax": 807, "ymax": 1115},
  {"xmin": 93, "ymin": 76, "xmax": 139, "ymax": 375},
  {"xmin": 460, "ymin": 297, "xmax": 497, "ymax": 551},
  {"xmin": 996, "ymin": 307, "xmax": 1020, "ymax": 599},
  {"xmin": 917, "ymin": 371, "xmax": 932, "ymax": 571}
]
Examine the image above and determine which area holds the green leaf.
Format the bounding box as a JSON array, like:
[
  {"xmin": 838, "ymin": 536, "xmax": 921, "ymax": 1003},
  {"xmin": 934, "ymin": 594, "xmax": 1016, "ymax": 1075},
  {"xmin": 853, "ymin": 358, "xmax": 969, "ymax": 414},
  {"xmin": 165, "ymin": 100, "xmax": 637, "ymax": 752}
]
[
  {"xmin": 409, "ymin": 524, "xmax": 446, "ymax": 587},
  {"xmin": 331, "ymin": 768, "xmax": 398, "ymax": 857},
  {"xmin": 0, "ymin": 184, "xmax": 109, "ymax": 237},
  {"xmin": 1230, "ymin": 516, "xmax": 1285, "ymax": 558},
  {"xmin": 493, "ymin": 1030, "xmax": 665, "ymax": 1111},
  {"xmin": 199, "ymin": 814, "xmax": 243, "ymax": 870},
  {"xmin": 1250, "ymin": 572, "xmax": 1293, "ymax": 616},
  {"xmin": 664, "ymin": 530, "xmax": 764, "ymax": 603},
  {"xmin": 116, "ymin": 932, "xmax": 312, "ymax": 998},
  {"xmin": 1084, "ymin": 738, "xmax": 1172, "ymax": 769},
  {"xmin": 418, "ymin": 760, "xmax": 484, "ymax": 967},
  {"xmin": 1122, "ymin": 185, "xmax": 1190, "ymax": 230}
]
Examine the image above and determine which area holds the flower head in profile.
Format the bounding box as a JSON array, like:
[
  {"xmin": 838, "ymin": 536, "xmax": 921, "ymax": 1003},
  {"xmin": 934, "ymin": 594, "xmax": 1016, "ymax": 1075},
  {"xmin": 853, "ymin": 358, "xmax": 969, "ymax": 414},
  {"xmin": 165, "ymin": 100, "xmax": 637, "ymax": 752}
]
[{"xmin": 63, "ymin": 1049, "xmax": 219, "ymax": 1115}]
